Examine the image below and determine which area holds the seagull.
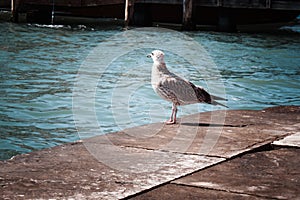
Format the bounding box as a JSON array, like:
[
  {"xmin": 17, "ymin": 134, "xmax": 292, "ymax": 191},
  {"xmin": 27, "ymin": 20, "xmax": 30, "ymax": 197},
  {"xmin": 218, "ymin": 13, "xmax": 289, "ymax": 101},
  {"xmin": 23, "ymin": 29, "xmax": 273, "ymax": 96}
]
[{"xmin": 147, "ymin": 50, "xmax": 227, "ymax": 125}]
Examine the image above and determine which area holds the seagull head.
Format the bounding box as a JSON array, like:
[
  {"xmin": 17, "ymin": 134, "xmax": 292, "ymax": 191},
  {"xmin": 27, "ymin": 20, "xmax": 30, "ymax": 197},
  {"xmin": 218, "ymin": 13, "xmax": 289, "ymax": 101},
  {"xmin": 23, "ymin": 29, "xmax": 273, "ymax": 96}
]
[{"xmin": 147, "ymin": 50, "xmax": 165, "ymax": 63}]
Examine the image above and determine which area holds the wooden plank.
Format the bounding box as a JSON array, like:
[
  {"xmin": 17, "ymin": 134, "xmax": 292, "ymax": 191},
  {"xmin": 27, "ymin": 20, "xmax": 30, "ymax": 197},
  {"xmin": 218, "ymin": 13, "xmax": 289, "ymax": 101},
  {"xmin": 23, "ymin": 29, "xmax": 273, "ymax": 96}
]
[
  {"xmin": 81, "ymin": 0, "xmax": 124, "ymax": 7},
  {"xmin": 135, "ymin": 0, "xmax": 182, "ymax": 4},
  {"xmin": 135, "ymin": 0, "xmax": 300, "ymax": 10},
  {"xmin": 222, "ymin": 0, "xmax": 267, "ymax": 9},
  {"xmin": 23, "ymin": 0, "xmax": 124, "ymax": 7},
  {"xmin": 24, "ymin": 0, "xmax": 82, "ymax": 7},
  {"xmin": 193, "ymin": 0, "xmax": 218, "ymax": 7},
  {"xmin": 18, "ymin": 0, "xmax": 300, "ymax": 11},
  {"xmin": 272, "ymin": 0, "xmax": 300, "ymax": 10}
]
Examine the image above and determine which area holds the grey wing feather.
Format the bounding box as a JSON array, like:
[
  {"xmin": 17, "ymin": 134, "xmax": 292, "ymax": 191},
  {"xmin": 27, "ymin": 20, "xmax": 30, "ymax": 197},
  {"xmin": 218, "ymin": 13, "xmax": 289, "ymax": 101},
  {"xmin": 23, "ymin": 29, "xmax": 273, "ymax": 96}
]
[
  {"xmin": 156, "ymin": 71, "xmax": 228, "ymax": 107},
  {"xmin": 156, "ymin": 82, "xmax": 179, "ymax": 104},
  {"xmin": 157, "ymin": 74, "xmax": 201, "ymax": 105}
]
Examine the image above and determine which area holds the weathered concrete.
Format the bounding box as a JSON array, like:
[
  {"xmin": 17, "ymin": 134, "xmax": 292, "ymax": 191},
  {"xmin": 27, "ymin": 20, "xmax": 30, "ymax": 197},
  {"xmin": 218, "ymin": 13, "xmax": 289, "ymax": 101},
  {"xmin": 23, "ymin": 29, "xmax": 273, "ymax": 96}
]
[
  {"xmin": 272, "ymin": 132, "xmax": 300, "ymax": 148},
  {"xmin": 131, "ymin": 148, "xmax": 300, "ymax": 200},
  {"xmin": 172, "ymin": 148, "xmax": 300, "ymax": 200},
  {"xmin": 0, "ymin": 143, "xmax": 223, "ymax": 199},
  {"xmin": 0, "ymin": 106, "xmax": 299, "ymax": 199},
  {"xmin": 89, "ymin": 106, "xmax": 299, "ymax": 158},
  {"xmin": 131, "ymin": 184, "xmax": 265, "ymax": 200}
]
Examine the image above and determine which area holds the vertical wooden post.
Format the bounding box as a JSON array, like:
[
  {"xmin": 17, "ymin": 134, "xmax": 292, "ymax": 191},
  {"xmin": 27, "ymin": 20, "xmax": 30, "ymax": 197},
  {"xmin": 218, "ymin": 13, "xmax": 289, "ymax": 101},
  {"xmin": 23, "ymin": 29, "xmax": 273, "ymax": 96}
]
[
  {"xmin": 51, "ymin": 0, "xmax": 55, "ymax": 24},
  {"xmin": 182, "ymin": 0, "xmax": 194, "ymax": 30},
  {"xmin": 266, "ymin": 0, "xmax": 271, "ymax": 8},
  {"xmin": 124, "ymin": 0, "xmax": 135, "ymax": 29},
  {"xmin": 11, "ymin": 0, "xmax": 19, "ymax": 22},
  {"xmin": 129, "ymin": 0, "xmax": 135, "ymax": 25},
  {"xmin": 125, "ymin": 0, "xmax": 129, "ymax": 27}
]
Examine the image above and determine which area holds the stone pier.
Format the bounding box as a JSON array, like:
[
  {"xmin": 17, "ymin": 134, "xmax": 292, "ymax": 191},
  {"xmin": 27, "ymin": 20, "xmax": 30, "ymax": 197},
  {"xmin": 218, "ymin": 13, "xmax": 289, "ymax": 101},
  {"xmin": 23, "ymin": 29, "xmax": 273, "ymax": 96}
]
[{"xmin": 0, "ymin": 106, "xmax": 299, "ymax": 199}]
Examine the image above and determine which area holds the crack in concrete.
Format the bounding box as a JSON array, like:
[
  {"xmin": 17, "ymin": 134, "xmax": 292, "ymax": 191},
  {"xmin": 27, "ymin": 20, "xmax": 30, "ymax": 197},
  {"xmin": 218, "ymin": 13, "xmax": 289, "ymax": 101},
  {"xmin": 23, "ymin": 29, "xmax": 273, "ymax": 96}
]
[{"xmin": 170, "ymin": 182, "xmax": 283, "ymax": 200}]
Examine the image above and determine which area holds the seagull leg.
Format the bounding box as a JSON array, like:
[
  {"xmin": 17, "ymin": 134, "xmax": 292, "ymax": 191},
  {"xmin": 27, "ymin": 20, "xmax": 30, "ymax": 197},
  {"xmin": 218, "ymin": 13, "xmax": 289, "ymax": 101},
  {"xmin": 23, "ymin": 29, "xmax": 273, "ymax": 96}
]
[{"xmin": 166, "ymin": 104, "xmax": 177, "ymax": 125}]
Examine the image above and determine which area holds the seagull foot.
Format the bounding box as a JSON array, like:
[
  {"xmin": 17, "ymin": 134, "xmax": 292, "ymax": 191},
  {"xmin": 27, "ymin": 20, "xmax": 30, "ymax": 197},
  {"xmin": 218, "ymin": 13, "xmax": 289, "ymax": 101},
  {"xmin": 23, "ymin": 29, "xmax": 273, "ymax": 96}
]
[{"xmin": 165, "ymin": 119, "xmax": 176, "ymax": 125}]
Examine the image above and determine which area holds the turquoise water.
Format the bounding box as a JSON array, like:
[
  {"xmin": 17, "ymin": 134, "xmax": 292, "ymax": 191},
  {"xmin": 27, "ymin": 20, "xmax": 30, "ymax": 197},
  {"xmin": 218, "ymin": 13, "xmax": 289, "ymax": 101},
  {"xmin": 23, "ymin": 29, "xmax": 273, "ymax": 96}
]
[{"xmin": 0, "ymin": 22, "xmax": 299, "ymax": 160}]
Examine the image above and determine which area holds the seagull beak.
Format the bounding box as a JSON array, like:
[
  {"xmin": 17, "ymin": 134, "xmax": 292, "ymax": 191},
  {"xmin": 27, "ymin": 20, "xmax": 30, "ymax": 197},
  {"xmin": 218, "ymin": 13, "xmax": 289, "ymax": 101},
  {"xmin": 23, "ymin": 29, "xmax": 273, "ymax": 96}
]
[{"xmin": 147, "ymin": 54, "xmax": 151, "ymax": 58}]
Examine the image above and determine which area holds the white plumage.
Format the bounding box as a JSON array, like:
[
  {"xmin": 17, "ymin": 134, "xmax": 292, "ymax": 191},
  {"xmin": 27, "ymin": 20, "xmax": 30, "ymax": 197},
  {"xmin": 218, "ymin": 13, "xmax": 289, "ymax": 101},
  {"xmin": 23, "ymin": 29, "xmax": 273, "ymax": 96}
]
[{"xmin": 147, "ymin": 50, "xmax": 227, "ymax": 124}]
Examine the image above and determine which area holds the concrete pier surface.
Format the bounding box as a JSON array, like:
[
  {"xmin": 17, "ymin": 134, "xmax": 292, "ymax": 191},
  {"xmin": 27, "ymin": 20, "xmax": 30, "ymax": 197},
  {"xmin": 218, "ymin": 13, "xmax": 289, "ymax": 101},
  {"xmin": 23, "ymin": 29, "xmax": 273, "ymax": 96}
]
[{"xmin": 0, "ymin": 106, "xmax": 299, "ymax": 199}]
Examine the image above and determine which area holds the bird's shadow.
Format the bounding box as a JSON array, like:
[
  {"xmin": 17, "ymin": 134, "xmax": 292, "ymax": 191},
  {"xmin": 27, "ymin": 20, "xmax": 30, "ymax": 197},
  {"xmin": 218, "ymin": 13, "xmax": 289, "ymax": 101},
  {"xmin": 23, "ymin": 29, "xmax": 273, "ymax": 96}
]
[{"xmin": 181, "ymin": 122, "xmax": 248, "ymax": 127}]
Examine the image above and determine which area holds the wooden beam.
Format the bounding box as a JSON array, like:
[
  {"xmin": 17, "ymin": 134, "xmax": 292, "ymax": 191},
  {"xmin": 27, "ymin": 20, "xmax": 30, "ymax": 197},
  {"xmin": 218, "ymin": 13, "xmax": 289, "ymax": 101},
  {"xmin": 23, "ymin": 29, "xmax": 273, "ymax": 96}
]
[
  {"xmin": 11, "ymin": 0, "xmax": 19, "ymax": 22},
  {"xmin": 135, "ymin": 0, "xmax": 182, "ymax": 5},
  {"xmin": 182, "ymin": 0, "xmax": 194, "ymax": 30},
  {"xmin": 272, "ymin": 0, "xmax": 300, "ymax": 10},
  {"xmin": 11, "ymin": 0, "xmax": 14, "ymax": 13},
  {"xmin": 24, "ymin": 0, "xmax": 124, "ymax": 7},
  {"xmin": 266, "ymin": 0, "xmax": 271, "ymax": 8},
  {"xmin": 124, "ymin": 0, "xmax": 135, "ymax": 29},
  {"xmin": 125, "ymin": 0, "xmax": 129, "ymax": 28}
]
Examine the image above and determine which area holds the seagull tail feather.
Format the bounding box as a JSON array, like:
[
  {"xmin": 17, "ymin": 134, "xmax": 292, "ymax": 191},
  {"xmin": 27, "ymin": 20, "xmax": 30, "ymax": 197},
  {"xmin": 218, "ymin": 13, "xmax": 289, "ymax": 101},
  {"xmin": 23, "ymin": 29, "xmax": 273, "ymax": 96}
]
[
  {"xmin": 211, "ymin": 100, "xmax": 228, "ymax": 108},
  {"xmin": 211, "ymin": 95, "xmax": 227, "ymax": 101}
]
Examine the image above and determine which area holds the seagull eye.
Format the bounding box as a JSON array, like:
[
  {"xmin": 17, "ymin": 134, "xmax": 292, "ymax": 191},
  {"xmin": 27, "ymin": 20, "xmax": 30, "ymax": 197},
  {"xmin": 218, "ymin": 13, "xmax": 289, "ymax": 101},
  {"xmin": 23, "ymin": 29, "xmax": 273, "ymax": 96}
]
[{"xmin": 151, "ymin": 53, "xmax": 154, "ymax": 55}]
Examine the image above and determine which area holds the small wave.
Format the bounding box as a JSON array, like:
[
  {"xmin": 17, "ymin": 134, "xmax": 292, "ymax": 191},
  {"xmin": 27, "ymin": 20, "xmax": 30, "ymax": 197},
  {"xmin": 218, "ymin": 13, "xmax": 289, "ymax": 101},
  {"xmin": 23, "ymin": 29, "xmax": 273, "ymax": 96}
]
[
  {"xmin": 30, "ymin": 24, "xmax": 69, "ymax": 29},
  {"xmin": 280, "ymin": 25, "xmax": 300, "ymax": 33},
  {"xmin": 29, "ymin": 24, "xmax": 93, "ymax": 31}
]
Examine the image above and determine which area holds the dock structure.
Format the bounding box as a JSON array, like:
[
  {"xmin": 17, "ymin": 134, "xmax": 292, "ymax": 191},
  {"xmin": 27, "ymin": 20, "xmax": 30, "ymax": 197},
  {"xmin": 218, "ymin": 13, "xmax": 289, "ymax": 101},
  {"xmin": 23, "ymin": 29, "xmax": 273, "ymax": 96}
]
[
  {"xmin": 3, "ymin": 0, "xmax": 300, "ymax": 30},
  {"xmin": 0, "ymin": 106, "xmax": 300, "ymax": 199},
  {"xmin": 132, "ymin": 0, "xmax": 300, "ymax": 31}
]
